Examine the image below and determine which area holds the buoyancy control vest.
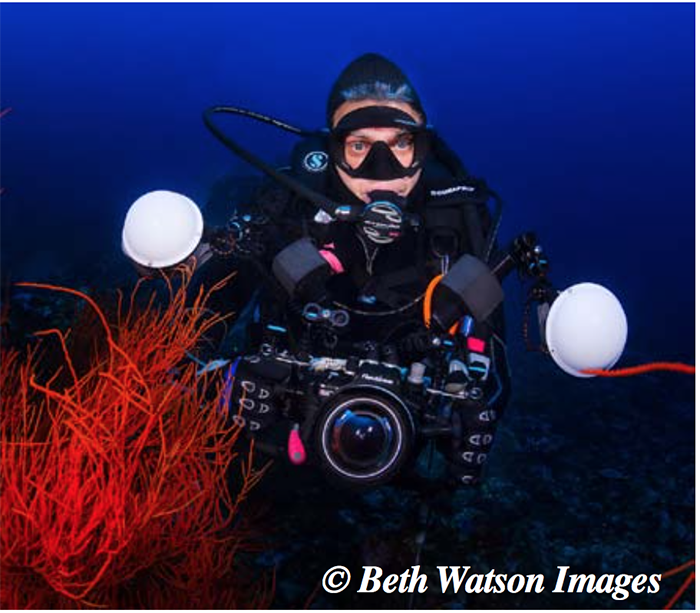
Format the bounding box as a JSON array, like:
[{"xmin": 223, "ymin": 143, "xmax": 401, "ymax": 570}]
[
  {"xmin": 202, "ymin": 106, "xmax": 503, "ymax": 316},
  {"xmin": 285, "ymin": 131, "xmax": 501, "ymax": 312}
]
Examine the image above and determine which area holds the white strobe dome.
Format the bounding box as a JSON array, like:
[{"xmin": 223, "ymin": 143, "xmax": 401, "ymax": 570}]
[
  {"xmin": 545, "ymin": 282, "xmax": 627, "ymax": 378},
  {"xmin": 122, "ymin": 190, "xmax": 203, "ymax": 268}
]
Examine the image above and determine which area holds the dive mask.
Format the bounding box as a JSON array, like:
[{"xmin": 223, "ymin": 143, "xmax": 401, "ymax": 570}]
[{"xmin": 329, "ymin": 106, "xmax": 432, "ymax": 181}]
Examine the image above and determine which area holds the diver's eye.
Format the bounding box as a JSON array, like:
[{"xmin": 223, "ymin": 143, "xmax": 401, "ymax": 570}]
[
  {"xmin": 393, "ymin": 134, "xmax": 414, "ymax": 151},
  {"xmin": 344, "ymin": 139, "xmax": 372, "ymax": 169},
  {"xmin": 348, "ymin": 140, "xmax": 368, "ymax": 153}
]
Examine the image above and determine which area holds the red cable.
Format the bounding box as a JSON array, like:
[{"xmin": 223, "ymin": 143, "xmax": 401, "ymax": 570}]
[{"xmin": 583, "ymin": 362, "xmax": 695, "ymax": 377}]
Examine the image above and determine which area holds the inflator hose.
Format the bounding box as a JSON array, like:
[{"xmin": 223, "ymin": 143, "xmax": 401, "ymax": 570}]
[{"xmin": 423, "ymin": 274, "xmax": 458, "ymax": 335}]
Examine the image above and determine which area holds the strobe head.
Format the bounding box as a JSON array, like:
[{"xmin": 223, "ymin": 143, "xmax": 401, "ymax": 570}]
[
  {"xmin": 314, "ymin": 389, "xmax": 414, "ymax": 488},
  {"xmin": 122, "ymin": 191, "xmax": 204, "ymax": 269},
  {"xmin": 545, "ymin": 282, "xmax": 627, "ymax": 377}
]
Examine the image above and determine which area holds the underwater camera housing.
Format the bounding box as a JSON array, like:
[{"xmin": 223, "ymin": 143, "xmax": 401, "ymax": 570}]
[
  {"xmin": 223, "ymin": 229, "xmax": 627, "ymax": 489},
  {"xmin": 228, "ymin": 326, "xmax": 492, "ymax": 490},
  {"xmin": 225, "ymin": 233, "xmax": 555, "ymax": 490}
]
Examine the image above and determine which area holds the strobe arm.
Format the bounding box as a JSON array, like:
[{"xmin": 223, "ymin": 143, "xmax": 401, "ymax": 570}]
[
  {"xmin": 491, "ymin": 232, "xmax": 550, "ymax": 283},
  {"xmin": 430, "ymin": 232, "xmax": 554, "ymax": 333}
]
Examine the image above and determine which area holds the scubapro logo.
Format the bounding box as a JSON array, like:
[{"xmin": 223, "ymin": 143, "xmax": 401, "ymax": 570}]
[
  {"xmin": 303, "ymin": 151, "xmax": 328, "ymax": 173},
  {"xmin": 430, "ymin": 185, "xmax": 476, "ymax": 197},
  {"xmin": 362, "ymin": 202, "xmax": 403, "ymax": 244}
]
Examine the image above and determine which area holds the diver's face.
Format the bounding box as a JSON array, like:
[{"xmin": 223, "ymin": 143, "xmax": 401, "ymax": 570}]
[{"xmin": 332, "ymin": 100, "xmax": 424, "ymax": 203}]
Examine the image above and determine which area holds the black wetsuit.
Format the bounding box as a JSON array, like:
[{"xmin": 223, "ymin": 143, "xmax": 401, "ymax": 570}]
[{"xmin": 197, "ymin": 149, "xmax": 511, "ymax": 487}]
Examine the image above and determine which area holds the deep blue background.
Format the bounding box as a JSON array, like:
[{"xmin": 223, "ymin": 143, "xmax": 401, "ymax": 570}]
[{"xmin": 1, "ymin": 2, "xmax": 694, "ymax": 361}]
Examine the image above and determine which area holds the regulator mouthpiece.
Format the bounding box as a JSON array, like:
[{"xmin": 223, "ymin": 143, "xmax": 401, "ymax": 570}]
[
  {"xmin": 122, "ymin": 190, "xmax": 203, "ymax": 269},
  {"xmin": 358, "ymin": 191, "xmax": 406, "ymax": 245},
  {"xmin": 545, "ymin": 283, "xmax": 628, "ymax": 378}
]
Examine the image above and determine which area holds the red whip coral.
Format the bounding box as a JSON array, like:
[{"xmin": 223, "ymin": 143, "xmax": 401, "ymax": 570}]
[{"xmin": 1, "ymin": 266, "xmax": 272, "ymax": 608}]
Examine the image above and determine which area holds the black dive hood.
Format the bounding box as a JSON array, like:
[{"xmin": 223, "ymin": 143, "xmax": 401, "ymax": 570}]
[{"xmin": 203, "ymin": 106, "xmax": 358, "ymax": 222}]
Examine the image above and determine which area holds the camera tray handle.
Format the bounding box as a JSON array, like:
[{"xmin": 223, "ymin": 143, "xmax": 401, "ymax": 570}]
[{"xmin": 302, "ymin": 302, "xmax": 350, "ymax": 328}]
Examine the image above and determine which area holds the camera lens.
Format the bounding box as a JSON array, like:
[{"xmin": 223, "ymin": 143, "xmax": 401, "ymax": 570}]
[
  {"xmin": 331, "ymin": 409, "xmax": 394, "ymax": 469},
  {"xmin": 316, "ymin": 393, "xmax": 413, "ymax": 487}
]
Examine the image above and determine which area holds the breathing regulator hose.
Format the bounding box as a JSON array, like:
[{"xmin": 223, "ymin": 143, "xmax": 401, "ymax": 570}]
[{"xmin": 203, "ymin": 106, "xmax": 355, "ymax": 222}]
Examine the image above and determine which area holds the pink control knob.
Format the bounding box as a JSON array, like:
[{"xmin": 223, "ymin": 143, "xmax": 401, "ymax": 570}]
[{"xmin": 287, "ymin": 424, "xmax": 306, "ymax": 465}]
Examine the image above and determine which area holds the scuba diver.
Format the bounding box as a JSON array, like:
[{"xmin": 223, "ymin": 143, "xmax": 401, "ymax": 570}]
[
  {"xmin": 122, "ymin": 53, "xmax": 629, "ymax": 492},
  {"xmin": 231, "ymin": 53, "xmax": 508, "ymax": 489}
]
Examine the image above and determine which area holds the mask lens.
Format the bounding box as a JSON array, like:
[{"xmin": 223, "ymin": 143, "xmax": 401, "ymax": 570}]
[
  {"xmin": 342, "ymin": 135, "xmax": 372, "ymax": 170},
  {"xmin": 391, "ymin": 132, "xmax": 417, "ymax": 168},
  {"xmin": 342, "ymin": 131, "xmax": 416, "ymax": 171},
  {"xmin": 329, "ymin": 106, "xmax": 431, "ymax": 180}
]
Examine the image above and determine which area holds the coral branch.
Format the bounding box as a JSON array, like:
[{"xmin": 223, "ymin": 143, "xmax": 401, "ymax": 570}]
[
  {"xmin": 1, "ymin": 267, "xmax": 272, "ymax": 607},
  {"xmin": 584, "ymin": 362, "xmax": 695, "ymax": 377},
  {"xmin": 664, "ymin": 571, "xmax": 695, "ymax": 610},
  {"xmin": 663, "ymin": 560, "xmax": 695, "ymax": 580}
]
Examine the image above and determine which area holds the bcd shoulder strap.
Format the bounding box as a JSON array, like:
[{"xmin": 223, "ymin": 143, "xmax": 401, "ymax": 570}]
[{"xmin": 422, "ymin": 135, "xmax": 494, "ymax": 260}]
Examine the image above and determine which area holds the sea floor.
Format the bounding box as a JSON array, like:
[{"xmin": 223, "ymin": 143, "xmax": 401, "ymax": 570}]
[{"xmin": 248, "ymin": 346, "xmax": 695, "ymax": 610}]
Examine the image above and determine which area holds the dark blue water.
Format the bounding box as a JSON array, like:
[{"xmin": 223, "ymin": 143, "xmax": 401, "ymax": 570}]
[
  {"xmin": 1, "ymin": 4, "xmax": 695, "ymax": 609},
  {"xmin": 1, "ymin": 2, "xmax": 694, "ymax": 361}
]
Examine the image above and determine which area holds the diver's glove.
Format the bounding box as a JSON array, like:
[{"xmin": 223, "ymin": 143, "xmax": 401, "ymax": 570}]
[
  {"xmin": 224, "ymin": 355, "xmax": 292, "ymax": 433},
  {"xmin": 447, "ymin": 404, "xmax": 501, "ymax": 487},
  {"xmin": 445, "ymin": 334, "xmax": 510, "ymax": 488}
]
